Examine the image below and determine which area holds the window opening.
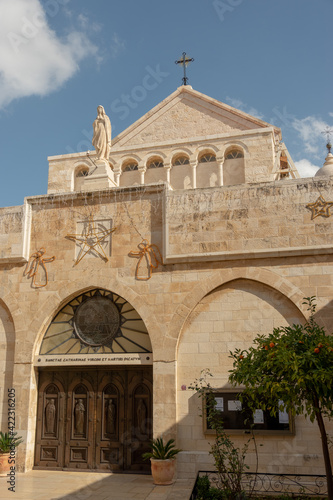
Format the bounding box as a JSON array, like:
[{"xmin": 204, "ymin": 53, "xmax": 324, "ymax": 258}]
[
  {"xmin": 225, "ymin": 150, "xmax": 244, "ymax": 160},
  {"xmin": 76, "ymin": 169, "xmax": 89, "ymax": 177},
  {"xmin": 123, "ymin": 162, "xmax": 138, "ymax": 172},
  {"xmin": 173, "ymin": 155, "xmax": 190, "ymax": 166},
  {"xmin": 199, "ymin": 153, "xmax": 216, "ymax": 163},
  {"xmin": 147, "ymin": 159, "xmax": 164, "ymax": 169}
]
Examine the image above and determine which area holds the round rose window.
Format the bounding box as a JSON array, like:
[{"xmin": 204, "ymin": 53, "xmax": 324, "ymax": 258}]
[{"xmin": 74, "ymin": 296, "xmax": 120, "ymax": 346}]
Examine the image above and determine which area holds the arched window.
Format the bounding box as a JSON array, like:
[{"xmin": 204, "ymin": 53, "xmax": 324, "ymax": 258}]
[
  {"xmin": 123, "ymin": 161, "xmax": 138, "ymax": 172},
  {"xmin": 225, "ymin": 150, "xmax": 244, "ymax": 160},
  {"xmin": 76, "ymin": 168, "xmax": 89, "ymax": 177},
  {"xmin": 147, "ymin": 158, "xmax": 164, "ymax": 169},
  {"xmin": 172, "ymin": 155, "xmax": 190, "ymax": 166},
  {"xmin": 223, "ymin": 148, "xmax": 245, "ymax": 185},
  {"xmin": 39, "ymin": 289, "xmax": 152, "ymax": 355},
  {"xmin": 199, "ymin": 152, "xmax": 216, "ymax": 163}
]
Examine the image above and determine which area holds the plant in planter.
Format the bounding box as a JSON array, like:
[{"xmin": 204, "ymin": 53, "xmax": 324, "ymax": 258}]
[
  {"xmin": 142, "ymin": 437, "xmax": 182, "ymax": 485},
  {"xmin": 0, "ymin": 432, "xmax": 23, "ymax": 476}
]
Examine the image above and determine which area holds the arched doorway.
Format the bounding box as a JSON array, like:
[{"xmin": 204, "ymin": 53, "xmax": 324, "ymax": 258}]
[{"xmin": 34, "ymin": 289, "xmax": 153, "ymax": 472}]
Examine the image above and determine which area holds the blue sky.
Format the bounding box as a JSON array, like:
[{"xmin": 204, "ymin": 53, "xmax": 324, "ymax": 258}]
[{"xmin": 0, "ymin": 0, "xmax": 332, "ymax": 208}]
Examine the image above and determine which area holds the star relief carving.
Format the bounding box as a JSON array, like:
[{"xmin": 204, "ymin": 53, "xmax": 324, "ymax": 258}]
[
  {"xmin": 66, "ymin": 215, "xmax": 116, "ymax": 266},
  {"xmin": 306, "ymin": 195, "xmax": 333, "ymax": 220}
]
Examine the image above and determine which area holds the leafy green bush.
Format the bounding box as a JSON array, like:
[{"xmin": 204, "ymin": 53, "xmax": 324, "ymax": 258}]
[
  {"xmin": 142, "ymin": 437, "xmax": 181, "ymax": 460},
  {"xmin": 190, "ymin": 371, "xmax": 257, "ymax": 500},
  {"xmin": 229, "ymin": 297, "xmax": 333, "ymax": 500},
  {"xmin": 0, "ymin": 432, "xmax": 23, "ymax": 453}
]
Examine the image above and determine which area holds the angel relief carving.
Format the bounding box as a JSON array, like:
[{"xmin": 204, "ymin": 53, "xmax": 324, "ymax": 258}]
[
  {"xmin": 129, "ymin": 240, "xmax": 162, "ymax": 280},
  {"xmin": 24, "ymin": 248, "xmax": 55, "ymax": 288}
]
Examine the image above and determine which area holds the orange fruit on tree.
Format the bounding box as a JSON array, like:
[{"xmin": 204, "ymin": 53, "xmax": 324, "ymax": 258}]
[
  {"xmin": 314, "ymin": 347, "xmax": 320, "ymax": 353},
  {"xmin": 269, "ymin": 342, "xmax": 275, "ymax": 348}
]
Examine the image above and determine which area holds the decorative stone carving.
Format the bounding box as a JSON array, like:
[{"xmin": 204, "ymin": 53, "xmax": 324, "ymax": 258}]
[
  {"xmin": 92, "ymin": 105, "xmax": 112, "ymax": 161},
  {"xmin": 45, "ymin": 399, "xmax": 56, "ymax": 434},
  {"xmin": 106, "ymin": 399, "xmax": 116, "ymax": 434},
  {"xmin": 136, "ymin": 398, "xmax": 147, "ymax": 436},
  {"xmin": 74, "ymin": 399, "xmax": 85, "ymax": 434}
]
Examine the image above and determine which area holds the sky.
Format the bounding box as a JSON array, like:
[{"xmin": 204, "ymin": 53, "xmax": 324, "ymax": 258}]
[{"xmin": 0, "ymin": 0, "xmax": 332, "ymax": 208}]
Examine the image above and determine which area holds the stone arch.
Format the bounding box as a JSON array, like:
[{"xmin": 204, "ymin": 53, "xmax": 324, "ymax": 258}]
[
  {"xmin": 222, "ymin": 140, "xmax": 249, "ymax": 158},
  {"xmin": 176, "ymin": 274, "xmax": 307, "ymax": 465},
  {"xmin": 22, "ymin": 279, "xmax": 161, "ymax": 471},
  {"xmin": 196, "ymin": 145, "xmax": 220, "ymax": 188},
  {"xmin": 120, "ymin": 154, "xmax": 141, "ymax": 172},
  {"xmin": 144, "ymin": 152, "xmax": 167, "ymax": 184},
  {"xmin": 195, "ymin": 143, "xmax": 219, "ymax": 160},
  {"xmin": 170, "ymin": 148, "xmax": 192, "ymax": 165},
  {"xmin": 39, "ymin": 288, "xmax": 152, "ymax": 356},
  {"xmin": 165, "ymin": 267, "xmax": 307, "ymax": 358},
  {"xmin": 144, "ymin": 151, "xmax": 167, "ymax": 167},
  {"xmin": 72, "ymin": 160, "xmax": 91, "ymax": 191},
  {"xmin": 118, "ymin": 155, "xmax": 141, "ymax": 187},
  {"xmin": 0, "ymin": 296, "xmax": 17, "ymax": 428},
  {"xmin": 222, "ymin": 141, "xmax": 247, "ymax": 186},
  {"xmin": 170, "ymin": 148, "xmax": 193, "ymax": 190},
  {"xmin": 0, "ymin": 288, "xmax": 24, "ymax": 332},
  {"xmin": 31, "ymin": 277, "xmax": 162, "ymax": 360},
  {"xmin": 119, "ymin": 153, "xmax": 142, "ymax": 165}
]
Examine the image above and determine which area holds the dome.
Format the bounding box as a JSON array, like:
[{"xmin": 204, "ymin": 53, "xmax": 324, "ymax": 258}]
[{"xmin": 315, "ymin": 152, "xmax": 333, "ymax": 177}]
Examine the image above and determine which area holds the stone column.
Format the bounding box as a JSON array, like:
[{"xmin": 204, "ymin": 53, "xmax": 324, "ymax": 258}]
[
  {"xmin": 138, "ymin": 166, "xmax": 146, "ymax": 185},
  {"xmin": 217, "ymin": 158, "xmax": 224, "ymax": 186},
  {"xmin": 165, "ymin": 164, "xmax": 171, "ymax": 189},
  {"xmin": 190, "ymin": 161, "xmax": 197, "ymax": 189},
  {"xmin": 114, "ymin": 166, "xmax": 121, "ymax": 186}
]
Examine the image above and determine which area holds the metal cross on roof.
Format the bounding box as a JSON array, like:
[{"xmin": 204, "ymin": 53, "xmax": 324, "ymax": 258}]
[
  {"xmin": 321, "ymin": 126, "xmax": 333, "ymax": 153},
  {"xmin": 175, "ymin": 52, "xmax": 194, "ymax": 86}
]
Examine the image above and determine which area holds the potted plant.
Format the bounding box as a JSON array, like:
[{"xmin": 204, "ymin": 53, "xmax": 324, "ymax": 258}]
[
  {"xmin": 142, "ymin": 437, "xmax": 182, "ymax": 485},
  {"xmin": 0, "ymin": 432, "xmax": 23, "ymax": 476}
]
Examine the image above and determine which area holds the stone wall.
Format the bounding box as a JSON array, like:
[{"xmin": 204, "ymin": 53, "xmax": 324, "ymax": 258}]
[
  {"xmin": 165, "ymin": 177, "xmax": 333, "ymax": 260},
  {"xmin": 176, "ymin": 279, "xmax": 326, "ymax": 477},
  {"xmin": 0, "ymin": 180, "xmax": 332, "ymax": 476},
  {"xmin": 0, "ymin": 206, "xmax": 25, "ymax": 261}
]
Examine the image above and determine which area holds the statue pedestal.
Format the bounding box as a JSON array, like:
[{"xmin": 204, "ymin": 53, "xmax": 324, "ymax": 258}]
[{"xmin": 82, "ymin": 159, "xmax": 117, "ymax": 191}]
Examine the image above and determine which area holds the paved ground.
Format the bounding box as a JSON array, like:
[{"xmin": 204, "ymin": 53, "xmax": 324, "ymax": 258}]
[{"xmin": 0, "ymin": 470, "xmax": 195, "ymax": 500}]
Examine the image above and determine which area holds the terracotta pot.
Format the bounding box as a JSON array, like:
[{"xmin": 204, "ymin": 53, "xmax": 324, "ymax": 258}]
[
  {"xmin": 0, "ymin": 452, "xmax": 10, "ymax": 476},
  {"xmin": 150, "ymin": 458, "xmax": 176, "ymax": 485}
]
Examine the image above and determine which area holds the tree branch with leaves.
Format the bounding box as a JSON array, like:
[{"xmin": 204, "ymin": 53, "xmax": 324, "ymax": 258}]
[{"xmin": 229, "ymin": 297, "xmax": 333, "ymax": 500}]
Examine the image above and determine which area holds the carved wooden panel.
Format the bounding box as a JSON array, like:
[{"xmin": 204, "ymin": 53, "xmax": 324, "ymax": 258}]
[
  {"xmin": 34, "ymin": 367, "xmax": 152, "ymax": 472},
  {"xmin": 35, "ymin": 373, "xmax": 65, "ymax": 469}
]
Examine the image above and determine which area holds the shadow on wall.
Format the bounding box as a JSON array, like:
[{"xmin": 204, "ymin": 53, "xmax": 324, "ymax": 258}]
[{"xmin": 0, "ymin": 298, "xmax": 15, "ymax": 429}]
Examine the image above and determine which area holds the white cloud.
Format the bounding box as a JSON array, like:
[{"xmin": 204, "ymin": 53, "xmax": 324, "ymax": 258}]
[
  {"xmin": 78, "ymin": 13, "xmax": 89, "ymax": 29},
  {"xmin": 292, "ymin": 116, "xmax": 329, "ymax": 157},
  {"xmin": 225, "ymin": 96, "xmax": 264, "ymax": 120},
  {"xmin": 329, "ymin": 112, "xmax": 333, "ymax": 118},
  {"xmin": 0, "ymin": 0, "xmax": 98, "ymax": 108},
  {"xmin": 110, "ymin": 33, "xmax": 125, "ymax": 59},
  {"xmin": 295, "ymin": 158, "xmax": 320, "ymax": 178}
]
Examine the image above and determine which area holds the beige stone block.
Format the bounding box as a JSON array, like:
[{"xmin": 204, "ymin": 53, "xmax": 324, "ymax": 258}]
[
  {"xmin": 178, "ymin": 343, "xmax": 199, "ymax": 354},
  {"xmin": 309, "ymin": 274, "xmax": 332, "ymax": 285}
]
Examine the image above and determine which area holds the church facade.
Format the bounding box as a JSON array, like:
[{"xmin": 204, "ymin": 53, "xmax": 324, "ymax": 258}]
[{"xmin": 1, "ymin": 85, "xmax": 333, "ymax": 478}]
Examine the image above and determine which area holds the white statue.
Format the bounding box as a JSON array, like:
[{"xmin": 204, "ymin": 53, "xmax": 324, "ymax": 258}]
[{"xmin": 92, "ymin": 105, "xmax": 112, "ymax": 161}]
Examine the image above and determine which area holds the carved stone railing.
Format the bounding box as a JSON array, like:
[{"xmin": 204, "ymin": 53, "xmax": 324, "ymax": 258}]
[{"xmin": 190, "ymin": 471, "xmax": 328, "ymax": 498}]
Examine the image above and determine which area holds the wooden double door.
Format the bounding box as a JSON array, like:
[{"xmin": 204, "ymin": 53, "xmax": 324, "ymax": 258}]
[{"xmin": 34, "ymin": 367, "xmax": 152, "ymax": 472}]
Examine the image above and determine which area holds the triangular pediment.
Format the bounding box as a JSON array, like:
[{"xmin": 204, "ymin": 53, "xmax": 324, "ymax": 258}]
[{"xmin": 112, "ymin": 86, "xmax": 276, "ymax": 148}]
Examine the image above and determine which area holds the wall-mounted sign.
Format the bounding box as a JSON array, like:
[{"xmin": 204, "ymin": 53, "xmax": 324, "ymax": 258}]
[
  {"xmin": 204, "ymin": 391, "xmax": 293, "ymax": 435},
  {"xmin": 35, "ymin": 353, "xmax": 153, "ymax": 367}
]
